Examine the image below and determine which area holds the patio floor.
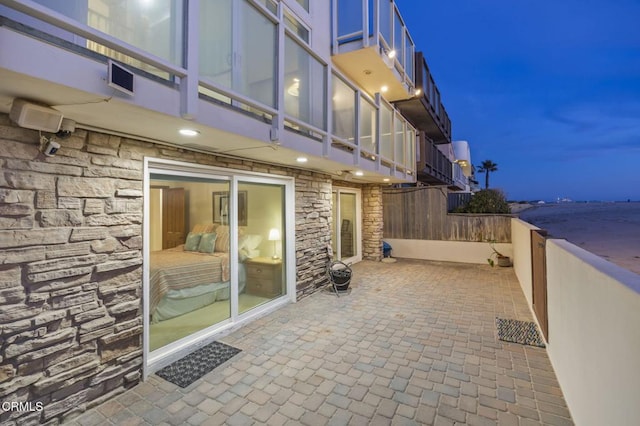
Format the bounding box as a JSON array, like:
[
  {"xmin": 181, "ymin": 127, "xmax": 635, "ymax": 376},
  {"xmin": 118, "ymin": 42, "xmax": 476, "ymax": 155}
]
[{"xmin": 71, "ymin": 259, "xmax": 573, "ymax": 425}]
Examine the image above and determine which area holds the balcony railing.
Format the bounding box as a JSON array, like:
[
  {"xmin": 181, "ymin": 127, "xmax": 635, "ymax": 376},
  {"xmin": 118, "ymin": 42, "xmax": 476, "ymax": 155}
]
[
  {"xmin": 417, "ymin": 133, "xmax": 453, "ymax": 186},
  {"xmin": 331, "ymin": 0, "xmax": 415, "ymax": 102},
  {"xmin": 0, "ymin": 0, "xmax": 416, "ymax": 181},
  {"xmin": 395, "ymin": 51, "xmax": 451, "ymax": 144}
]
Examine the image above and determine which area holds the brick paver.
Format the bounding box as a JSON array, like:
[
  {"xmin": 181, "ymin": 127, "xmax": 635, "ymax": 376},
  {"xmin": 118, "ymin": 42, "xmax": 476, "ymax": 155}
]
[{"xmin": 70, "ymin": 259, "xmax": 573, "ymax": 425}]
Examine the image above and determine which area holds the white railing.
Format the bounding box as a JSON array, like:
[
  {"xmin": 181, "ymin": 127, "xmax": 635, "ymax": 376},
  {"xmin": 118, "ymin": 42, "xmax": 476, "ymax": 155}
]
[{"xmin": 0, "ymin": 0, "xmax": 416, "ymax": 180}]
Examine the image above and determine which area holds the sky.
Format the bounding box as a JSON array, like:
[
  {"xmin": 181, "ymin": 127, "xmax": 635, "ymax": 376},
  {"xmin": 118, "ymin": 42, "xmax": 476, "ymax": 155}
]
[{"xmin": 396, "ymin": 0, "xmax": 640, "ymax": 201}]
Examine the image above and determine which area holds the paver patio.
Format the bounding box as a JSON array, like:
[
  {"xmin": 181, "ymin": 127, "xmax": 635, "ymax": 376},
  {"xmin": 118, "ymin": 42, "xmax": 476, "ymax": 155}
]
[{"xmin": 71, "ymin": 259, "xmax": 573, "ymax": 425}]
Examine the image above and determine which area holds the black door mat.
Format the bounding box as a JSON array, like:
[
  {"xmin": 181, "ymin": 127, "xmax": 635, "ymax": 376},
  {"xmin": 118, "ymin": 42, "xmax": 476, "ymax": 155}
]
[
  {"xmin": 496, "ymin": 317, "xmax": 546, "ymax": 348},
  {"xmin": 156, "ymin": 341, "xmax": 241, "ymax": 388}
]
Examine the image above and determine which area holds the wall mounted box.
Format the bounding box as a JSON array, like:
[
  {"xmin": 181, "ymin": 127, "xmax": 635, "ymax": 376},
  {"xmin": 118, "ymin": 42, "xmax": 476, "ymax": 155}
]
[{"xmin": 9, "ymin": 99, "xmax": 63, "ymax": 132}]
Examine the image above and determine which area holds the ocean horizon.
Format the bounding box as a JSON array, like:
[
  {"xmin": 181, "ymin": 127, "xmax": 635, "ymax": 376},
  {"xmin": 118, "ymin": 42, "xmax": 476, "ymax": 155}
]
[{"xmin": 518, "ymin": 202, "xmax": 640, "ymax": 274}]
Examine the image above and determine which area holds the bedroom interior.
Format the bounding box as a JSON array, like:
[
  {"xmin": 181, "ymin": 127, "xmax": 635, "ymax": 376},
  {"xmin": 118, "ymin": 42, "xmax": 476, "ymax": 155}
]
[{"xmin": 148, "ymin": 175, "xmax": 286, "ymax": 352}]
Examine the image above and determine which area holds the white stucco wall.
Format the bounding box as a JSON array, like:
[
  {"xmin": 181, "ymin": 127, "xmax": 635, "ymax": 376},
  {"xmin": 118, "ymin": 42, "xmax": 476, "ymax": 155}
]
[
  {"xmin": 383, "ymin": 238, "xmax": 512, "ymax": 265},
  {"xmin": 511, "ymin": 218, "xmax": 541, "ymax": 306},
  {"xmin": 545, "ymin": 239, "xmax": 640, "ymax": 426}
]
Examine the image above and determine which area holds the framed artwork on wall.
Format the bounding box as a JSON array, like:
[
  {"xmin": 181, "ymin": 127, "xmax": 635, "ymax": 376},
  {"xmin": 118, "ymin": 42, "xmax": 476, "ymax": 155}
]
[{"xmin": 213, "ymin": 191, "xmax": 247, "ymax": 226}]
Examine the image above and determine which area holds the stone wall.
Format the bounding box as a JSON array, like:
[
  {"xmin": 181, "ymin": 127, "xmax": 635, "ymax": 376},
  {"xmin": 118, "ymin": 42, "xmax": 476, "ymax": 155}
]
[
  {"xmin": 362, "ymin": 185, "xmax": 383, "ymax": 261},
  {"xmin": 0, "ymin": 114, "xmax": 333, "ymax": 423}
]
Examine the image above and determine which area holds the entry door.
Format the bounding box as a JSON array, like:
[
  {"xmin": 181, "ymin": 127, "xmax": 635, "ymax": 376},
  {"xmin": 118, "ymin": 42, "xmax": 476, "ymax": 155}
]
[
  {"xmin": 531, "ymin": 229, "xmax": 548, "ymax": 340},
  {"xmin": 332, "ymin": 188, "xmax": 362, "ymax": 264}
]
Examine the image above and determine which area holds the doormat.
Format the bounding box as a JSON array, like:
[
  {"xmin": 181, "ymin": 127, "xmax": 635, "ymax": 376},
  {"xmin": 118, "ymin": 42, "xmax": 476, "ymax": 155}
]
[
  {"xmin": 156, "ymin": 341, "xmax": 241, "ymax": 388},
  {"xmin": 496, "ymin": 318, "xmax": 546, "ymax": 348}
]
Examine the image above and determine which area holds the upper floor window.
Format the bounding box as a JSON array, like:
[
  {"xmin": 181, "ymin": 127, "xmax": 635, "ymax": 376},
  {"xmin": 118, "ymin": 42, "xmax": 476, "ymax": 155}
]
[
  {"xmin": 284, "ymin": 9, "xmax": 310, "ymax": 44},
  {"xmin": 295, "ymin": 0, "xmax": 309, "ymax": 12},
  {"xmin": 199, "ymin": 0, "xmax": 277, "ymax": 108}
]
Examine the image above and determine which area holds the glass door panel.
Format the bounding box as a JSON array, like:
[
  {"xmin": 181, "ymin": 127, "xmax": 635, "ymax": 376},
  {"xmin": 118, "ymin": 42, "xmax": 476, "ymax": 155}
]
[
  {"xmin": 237, "ymin": 181, "xmax": 286, "ymax": 314},
  {"xmin": 148, "ymin": 174, "xmax": 231, "ymax": 352},
  {"xmin": 332, "ymin": 188, "xmax": 361, "ymax": 263},
  {"xmin": 339, "ymin": 193, "xmax": 356, "ymax": 258}
]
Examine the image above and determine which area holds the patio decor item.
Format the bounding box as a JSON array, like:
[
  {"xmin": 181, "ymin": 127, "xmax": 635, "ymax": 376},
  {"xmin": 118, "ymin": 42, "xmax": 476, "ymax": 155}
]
[
  {"xmin": 496, "ymin": 317, "xmax": 546, "ymax": 348},
  {"xmin": 156, "ymin": 341, "xmax": 241, "ymax": 387},
  {"xmin": 327, "ymin": 260, "xmax": 352, "ymax": 296}
]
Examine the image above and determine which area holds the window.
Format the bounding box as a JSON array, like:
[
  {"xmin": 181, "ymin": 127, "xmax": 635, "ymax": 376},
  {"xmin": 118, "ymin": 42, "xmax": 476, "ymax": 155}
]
[
  {"xmin": 332, "ymin": 74, "xmax": 356, "ymax": 142},
  {"xmin": 285, "ymin": 10, "xmax": 310, "ymax": 44},
  {"xmin": 284, "ymin": 36, "xmax": 326, "ymax": 130},
  {"xmin": 200, "ymin": 0, "xmax": 277, "ymax": 108},
  {"xmin": 359, "ymin": 97, "xmax": 377, "ymax": 153},
  {"xmin": 295, "ymin": 0, "xmax": 309, "ymax": 12}
]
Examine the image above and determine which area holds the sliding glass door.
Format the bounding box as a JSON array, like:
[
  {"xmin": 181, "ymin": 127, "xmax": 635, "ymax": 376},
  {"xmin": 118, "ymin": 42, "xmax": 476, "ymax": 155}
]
[
  {"xmin": 145, "ymin": 160, "xmax": 293, "ymax": 372},
  {"xmin": 331, "ymin": 188, "xmax": 362, "ymax": 264}
]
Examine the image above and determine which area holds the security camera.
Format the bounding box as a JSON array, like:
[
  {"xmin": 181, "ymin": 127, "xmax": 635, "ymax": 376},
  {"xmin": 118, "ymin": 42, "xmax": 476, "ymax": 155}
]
[
  {"xmin": 55, "ymin": 118, "xmax": 76, "ymax": 139},
  {"xmin": 43, "ymin": 140, "xmax": 60, "ymax": 156}
]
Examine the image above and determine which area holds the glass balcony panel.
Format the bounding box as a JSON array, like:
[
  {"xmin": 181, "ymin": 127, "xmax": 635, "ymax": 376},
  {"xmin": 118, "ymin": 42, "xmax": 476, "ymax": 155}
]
[
  {"xmin": 337, "ymin": 0, "xmax": 363, "ymax": 41},
  {"xmin": 359, "ymin": 97, "xmax": 377, "ymax": 152},
  {"xmin": 285, "ymin": 36, "xmax": 327, "ymax": 130},
  {"xmin": 380, "ymin": 103, "xmax": 393, "ymax": 160},
  {"xmin": 394, "ymin": 114, "xmax": 405, "ymax": 165},
  {"xmin": 379, "ymin": 0, "xmax": 391, "ymax": 46},
  {"xmin": 86, "ymin": 0, "xmax": 183, "ymax": 65},
  {"xmin": 200, "ymin": 1, "xmax": 276, "ymax": 108},
  {"xmin": 406, "ymin": 127, "xmax": 416, "ymax": 170},
  {"xmin": 332, "ymin": 75, "xmax": 356, "ymax": 142},
  {"xmin": 405, "ymin": 34, "xmax": 414, "ymax": 81},
  {"xmin": 393, "ymin": 9, "xmax": 404, "ymax": 68}
]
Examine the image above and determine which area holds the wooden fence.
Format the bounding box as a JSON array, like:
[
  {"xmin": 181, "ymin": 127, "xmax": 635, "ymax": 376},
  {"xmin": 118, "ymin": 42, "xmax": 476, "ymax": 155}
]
[{"xmin": 383, "ymin": 187, "xmax": 513, "ymax": 242}]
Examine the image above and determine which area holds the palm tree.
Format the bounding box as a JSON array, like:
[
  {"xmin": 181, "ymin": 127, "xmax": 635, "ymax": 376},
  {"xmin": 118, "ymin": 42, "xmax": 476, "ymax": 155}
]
[{"xmin": 477, "ymin": 160, "xmax": 498, "ymax": 189}]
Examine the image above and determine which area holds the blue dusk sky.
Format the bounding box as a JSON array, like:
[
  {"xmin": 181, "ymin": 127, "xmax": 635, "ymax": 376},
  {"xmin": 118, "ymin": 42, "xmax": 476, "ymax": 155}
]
[{"xmin": 396, "ymin": 0, "xmax": 640, "ymax": 201}]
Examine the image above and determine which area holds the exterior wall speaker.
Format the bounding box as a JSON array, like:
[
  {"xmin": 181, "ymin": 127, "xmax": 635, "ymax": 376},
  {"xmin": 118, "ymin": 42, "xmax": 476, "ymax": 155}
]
[{"xmin": 9, "ymin": 99, "xmax": 63, "ymax": 133}]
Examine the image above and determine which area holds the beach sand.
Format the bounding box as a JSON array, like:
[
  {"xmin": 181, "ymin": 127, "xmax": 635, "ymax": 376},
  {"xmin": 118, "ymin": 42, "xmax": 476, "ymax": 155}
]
[{"xmin": 518, "ymin": 202, "xmax": 640, "ymax": 274}]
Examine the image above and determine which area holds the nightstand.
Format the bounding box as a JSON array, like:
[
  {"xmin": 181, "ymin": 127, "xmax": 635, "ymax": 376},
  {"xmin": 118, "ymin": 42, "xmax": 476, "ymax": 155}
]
[{"xmin": 245, "ymin": 257, "xmax": 283, "ymax": 298}]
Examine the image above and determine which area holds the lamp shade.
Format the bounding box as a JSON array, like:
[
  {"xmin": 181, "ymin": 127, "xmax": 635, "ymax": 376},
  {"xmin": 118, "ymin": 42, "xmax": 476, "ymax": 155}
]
[{"xmin": 268, "ymin": 228, "xmax": 281, "ymax": 241}]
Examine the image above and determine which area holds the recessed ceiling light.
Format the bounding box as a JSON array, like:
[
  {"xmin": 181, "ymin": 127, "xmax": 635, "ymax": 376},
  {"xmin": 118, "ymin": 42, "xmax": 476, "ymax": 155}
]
[
  {"xmin": 383, "ymin": 178, "xmax": 390, "ymax": 182},
  {"xmin": 179, "ymin": 128, "xmax": 200, "ymax": 137},
  {"xmin": 414, "ymin": 88, "xmax": 422, "ymax": 96},
  {"xmin": 354, "ymin": 171, "xmax": 364, "ymax": 177},
  {"xmin": 296, "ymin": 157, "xmax": 308, "ymax": 163},
  {"xmin": 381, "ymin": 85, "xmax": 388, "ymax": 93}
]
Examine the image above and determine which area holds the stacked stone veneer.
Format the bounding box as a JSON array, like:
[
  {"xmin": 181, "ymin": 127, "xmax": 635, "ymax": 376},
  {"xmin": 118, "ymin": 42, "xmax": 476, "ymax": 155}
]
[
  {"xmin": 0, "ymin": 113, "xmax": 342, "ymax": 423},
  {"xmin": 362, "ymin": 185, "xmax": 383, "ymax": 261}
]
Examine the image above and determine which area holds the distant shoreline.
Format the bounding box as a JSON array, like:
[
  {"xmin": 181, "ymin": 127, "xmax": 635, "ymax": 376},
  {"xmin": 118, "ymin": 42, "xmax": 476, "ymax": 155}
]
[{"xmin": 518, "ymin": 202, "xmax": 640, "ymax": 274}]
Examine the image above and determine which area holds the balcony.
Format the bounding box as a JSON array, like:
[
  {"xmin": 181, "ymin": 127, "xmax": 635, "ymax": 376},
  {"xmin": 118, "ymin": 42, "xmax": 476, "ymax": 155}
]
[
  {"xmin": 416, "ymin": 132, "xmax": 453, "ymax": 186},
  {"xmin": 394, "ymin": 52, "xmax": 451, "ymax": 144},
  {"xmin": 331, "ymin": 0, "xmax": 415, "ymax": 102},
  {"xmin": 0, "ymin": 0, "xmax": 417, "ymax": 183}
]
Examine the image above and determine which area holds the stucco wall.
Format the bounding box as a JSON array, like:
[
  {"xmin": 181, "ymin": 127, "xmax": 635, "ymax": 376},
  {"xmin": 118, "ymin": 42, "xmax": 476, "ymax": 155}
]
[
  {"xmin": 545, "ymin": 239, "xmax": 640, "ymax": 426},
  {"xmin": 0, "ymin": 114, "xmax": 343, "ymax": 423},
  {"xmin": 382, "ymin": 238, "xmax": 513, "ymax": 265},
  {"xmin": 511, "ymin": 218, "xmax": 541, "ymax": 306}
]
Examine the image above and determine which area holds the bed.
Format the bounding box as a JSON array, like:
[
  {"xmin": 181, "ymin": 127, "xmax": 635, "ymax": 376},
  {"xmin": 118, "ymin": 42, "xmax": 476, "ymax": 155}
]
[{"xmin": 149, "ymin": 224, "xmax": 261, "ymax": 323}]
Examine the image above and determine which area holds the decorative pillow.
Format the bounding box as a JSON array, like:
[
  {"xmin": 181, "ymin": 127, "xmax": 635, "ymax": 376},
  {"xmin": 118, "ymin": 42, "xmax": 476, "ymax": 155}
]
[
  {"xmin": 239, "ymin": 234, "xmax": 263, "ymax": 251},
  {"xmin": 214, "ymin": 226, "xmax": 230, "ymax": 252},
  {"xmin": 197, "ymin": 232, "xmax": 217, "ymax": 253},
  {"xmin": 184, "ymin": 232, "xmax": 202, "ymax": 251}
]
